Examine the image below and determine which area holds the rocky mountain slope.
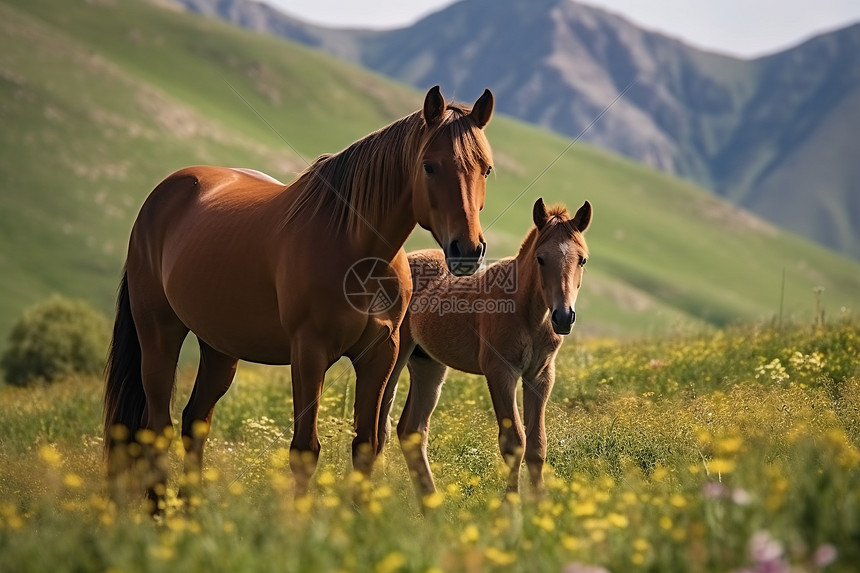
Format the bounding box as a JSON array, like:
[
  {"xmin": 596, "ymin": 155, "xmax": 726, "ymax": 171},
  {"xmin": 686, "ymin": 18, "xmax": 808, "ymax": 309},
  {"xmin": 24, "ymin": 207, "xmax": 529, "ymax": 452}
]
[{"xmin": 173, "ymin": 0, "xmax": 860, "ymax": 259}]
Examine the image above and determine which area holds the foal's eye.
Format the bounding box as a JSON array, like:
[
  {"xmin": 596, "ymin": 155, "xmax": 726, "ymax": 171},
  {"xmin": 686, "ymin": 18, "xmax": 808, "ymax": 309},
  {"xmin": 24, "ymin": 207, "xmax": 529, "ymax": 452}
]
[
  {"xmin": 423, "ymin": 163, "xmax": 435, "ymax": 175},
  {"xmin": 579, "ymin": 257, "xmax": 588, "ymax": 267},
  {"xmin": 484, "ymin": 166, "xmax": 493, "ymax": 178},
  {"xmin": 536, "ymin": 255, "xmax": 545, "ymax": 266}
]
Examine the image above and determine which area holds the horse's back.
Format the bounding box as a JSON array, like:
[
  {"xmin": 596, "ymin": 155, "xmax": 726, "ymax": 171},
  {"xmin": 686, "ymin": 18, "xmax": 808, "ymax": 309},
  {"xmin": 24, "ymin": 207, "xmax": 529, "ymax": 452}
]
[
  {"xmin": 126, "ymin": 166, "xmax": 297, "ymax": 362},
  {"xmin": 408, "ymin": 249, "xmax": 448, "ymax": 290},
  {"xmin": 229, "ymin": 167, "xmax": 285, "ymax": 185},
  {"xmin": 131, "ymin": 165, "xmax": 289, "ymax": 279},
  {"xmin": 133, "ymin": 166, "xmax": 285, "ymax": 229}
]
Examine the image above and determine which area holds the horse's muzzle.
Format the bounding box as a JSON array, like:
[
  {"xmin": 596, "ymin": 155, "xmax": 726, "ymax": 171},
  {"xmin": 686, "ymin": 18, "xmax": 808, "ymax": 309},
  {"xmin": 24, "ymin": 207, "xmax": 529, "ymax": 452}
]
[
  {"xmin": 446, "ymin": 239, "xmax": 486, "ymax": 276},
  {"xmin": 551, "ymin": 307, "xmax": 575, "ymax": 335}
]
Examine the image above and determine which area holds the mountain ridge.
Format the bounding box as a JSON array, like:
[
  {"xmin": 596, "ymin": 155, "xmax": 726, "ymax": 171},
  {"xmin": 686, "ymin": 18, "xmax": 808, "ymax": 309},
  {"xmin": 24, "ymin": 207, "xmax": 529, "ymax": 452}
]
[{"xmin": 170, "ymin": 0, "xmax": 860, "ymax": 260}]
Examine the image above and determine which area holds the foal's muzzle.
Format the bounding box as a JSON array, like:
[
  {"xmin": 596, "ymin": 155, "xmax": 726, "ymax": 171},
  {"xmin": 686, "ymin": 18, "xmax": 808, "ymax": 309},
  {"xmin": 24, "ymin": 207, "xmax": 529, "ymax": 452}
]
[
  {"xmin": 445, "ymin": 238, "xmax": 486, "ymax": 276},
  {"xmin": 551, "ymin": 307, "xmax": 576, "ymax": 335}
]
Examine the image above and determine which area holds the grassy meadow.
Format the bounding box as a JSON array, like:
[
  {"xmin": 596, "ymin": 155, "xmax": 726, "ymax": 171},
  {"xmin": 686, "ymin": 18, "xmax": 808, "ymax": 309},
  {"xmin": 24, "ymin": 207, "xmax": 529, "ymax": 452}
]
[{"xmin": 1, "ymin": 319, "xmax": 858, "ymax": 572}]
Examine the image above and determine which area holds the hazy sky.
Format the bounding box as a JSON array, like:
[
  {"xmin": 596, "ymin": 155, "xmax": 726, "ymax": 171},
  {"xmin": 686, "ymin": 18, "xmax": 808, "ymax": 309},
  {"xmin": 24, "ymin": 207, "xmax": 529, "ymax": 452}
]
[{"xmin": 263, "ymin": 0, "xmax": 860, "ymax": 58}]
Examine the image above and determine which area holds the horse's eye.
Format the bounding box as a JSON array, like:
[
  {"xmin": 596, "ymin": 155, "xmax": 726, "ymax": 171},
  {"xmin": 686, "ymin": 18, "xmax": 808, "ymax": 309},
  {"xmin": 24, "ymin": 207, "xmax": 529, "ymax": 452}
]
[
  {"xmin": 484, "ymin": 166, "xmax": 493, "ymax": 178},
  {"xmin": 423, "ymin": 163, "xmax": 435, "ymax": 175},
  {"xmin": 536, "ymin": 255, "xmax": 545, "ymax": 266},
  {"xmin": 579, "ymin": 257, "xmax": 588, "ymax": 267}
]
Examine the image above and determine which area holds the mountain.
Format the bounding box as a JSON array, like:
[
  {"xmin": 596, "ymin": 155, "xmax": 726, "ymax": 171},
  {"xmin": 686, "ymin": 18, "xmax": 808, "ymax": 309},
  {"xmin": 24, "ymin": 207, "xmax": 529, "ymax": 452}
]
[
  {"xmin": 171, "ymin": 0, "xmax": 860, "ymax": 260},
  {"xmin": 1, "ymin": 0, "xmax": 860, "ymax": 352}
]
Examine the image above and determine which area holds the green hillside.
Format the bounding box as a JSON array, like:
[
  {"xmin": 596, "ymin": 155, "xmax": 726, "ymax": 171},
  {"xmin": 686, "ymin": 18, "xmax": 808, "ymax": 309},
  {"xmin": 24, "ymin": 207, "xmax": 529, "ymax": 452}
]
[{"xmin": 1, "ymin": 0, "xmax": 859, "ymax": 347}]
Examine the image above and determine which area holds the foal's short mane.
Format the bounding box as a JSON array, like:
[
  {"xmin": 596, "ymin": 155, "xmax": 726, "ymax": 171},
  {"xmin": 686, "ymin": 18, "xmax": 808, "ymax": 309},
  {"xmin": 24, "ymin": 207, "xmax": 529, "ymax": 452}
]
[
  {"xmin": 519, "ymin": 204, "xmax": 589, "ymax": 257},
  {"xmin": 281, "ymin": 104, "xmax": 493, "ymax": 237}
]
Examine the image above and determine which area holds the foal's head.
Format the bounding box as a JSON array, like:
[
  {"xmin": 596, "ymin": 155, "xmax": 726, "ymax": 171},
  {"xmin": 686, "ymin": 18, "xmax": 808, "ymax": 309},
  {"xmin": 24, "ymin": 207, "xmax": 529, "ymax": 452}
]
[
  {"xmin": 413, "ymin": 86, "xmax": 494, "ymax": 276},
  {"xmin": 530, "ymin": 198, "xmax": 592, "ymax": 335}
]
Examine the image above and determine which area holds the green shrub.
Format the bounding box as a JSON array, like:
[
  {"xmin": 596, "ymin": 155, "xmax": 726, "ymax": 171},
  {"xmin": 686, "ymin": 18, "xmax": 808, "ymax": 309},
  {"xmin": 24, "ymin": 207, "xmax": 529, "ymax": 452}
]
[{"xmin": 1, "ymin": 296, "xmax": 110, "ymax": 386}]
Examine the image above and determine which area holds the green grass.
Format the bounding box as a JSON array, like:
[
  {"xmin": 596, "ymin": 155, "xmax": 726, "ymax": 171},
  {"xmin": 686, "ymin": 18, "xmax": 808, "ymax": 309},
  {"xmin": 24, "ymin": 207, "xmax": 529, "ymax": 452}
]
[
  {"xmin": 0, "ymin": 320, "xmax": 858, "ymax": 572},
  {"xmin": 1, "ymin": 0, "xmax": 860, "ymax": 349}
]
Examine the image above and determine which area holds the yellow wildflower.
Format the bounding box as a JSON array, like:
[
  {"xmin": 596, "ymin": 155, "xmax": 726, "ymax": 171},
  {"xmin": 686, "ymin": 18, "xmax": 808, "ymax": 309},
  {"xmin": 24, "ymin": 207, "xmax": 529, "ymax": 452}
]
[
  {"xmin": 461, "ymin": 524, "xmax": 479, "ymax": 543},
  {"xmin": 423, "ymin": 492, "xmax": 444, "ymax": 509},
  {"xmin": 375, "ymin": 552, "xmax": 405, "ymax": 573},
  {"xmin": 669, "ymin": 494, "xmax": 687, "ymax": 508},
  {"xmin": 485, "ymin": 547, "xmax": 516, "ymax": 565},
  {"xmin": 716, "ymin": 436, "xmax": 743, "ymax": 455},
  {"xmin": 572, "ymin": 501, "xmax": 597, "ymax": 516},
  {"xmin": 39, "ymin": 445, "xmax": 62, "ymax": 468},
  {"xmin": 709, "ymin": 458, "xmax": 736, "ymax": 474}
]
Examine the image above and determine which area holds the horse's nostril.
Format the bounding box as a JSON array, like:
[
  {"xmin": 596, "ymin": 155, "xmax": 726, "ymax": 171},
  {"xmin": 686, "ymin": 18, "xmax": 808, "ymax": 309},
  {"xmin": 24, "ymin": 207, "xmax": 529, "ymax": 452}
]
[
  {"xmin": 449, "ymin": 240, "xmax": 461, "ymax": 259},
  {"xmin": 570, "ymin": 310, "xmax": 576, "ymax": 325}
]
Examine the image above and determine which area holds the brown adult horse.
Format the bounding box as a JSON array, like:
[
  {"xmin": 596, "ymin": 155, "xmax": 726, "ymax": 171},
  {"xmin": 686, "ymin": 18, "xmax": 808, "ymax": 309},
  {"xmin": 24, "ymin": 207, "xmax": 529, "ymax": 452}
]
[
  {"xmin": 104, "ymin": 86, "xmax": 495, "ymax": 507},
  {"xmin": 379, "ymin": 198, "xmax": 591, "ymax": 505}
]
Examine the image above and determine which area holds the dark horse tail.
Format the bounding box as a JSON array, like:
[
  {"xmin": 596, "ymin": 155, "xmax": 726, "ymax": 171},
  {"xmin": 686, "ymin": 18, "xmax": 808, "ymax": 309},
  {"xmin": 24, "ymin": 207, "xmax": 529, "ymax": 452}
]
[{"xmin": 103, "ymin": 270, "xmax": 145, "ymax": 454}]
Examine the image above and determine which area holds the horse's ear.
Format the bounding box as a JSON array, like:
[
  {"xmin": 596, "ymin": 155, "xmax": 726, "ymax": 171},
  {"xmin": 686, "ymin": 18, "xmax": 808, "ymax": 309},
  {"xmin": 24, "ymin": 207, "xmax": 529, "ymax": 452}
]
[
  {"xmin": 572, "ymin": 200, "xmax": 592, "ymax": 232},
  {"xmin": 533, "ymin": 198, "xmax": 549, "ymax": 230},
  {"xmin": 469, "ymin": 88, "xmax": 494, "ymax": 129},
  {"xmin": 423, "ymin": 85, "xmax": 446, "ymax": 126}
]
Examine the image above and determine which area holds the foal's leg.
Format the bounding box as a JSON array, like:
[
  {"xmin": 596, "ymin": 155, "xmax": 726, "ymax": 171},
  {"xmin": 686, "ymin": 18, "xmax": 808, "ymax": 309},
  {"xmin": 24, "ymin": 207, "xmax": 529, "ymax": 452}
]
[
  {"xmin": 136, "ymin": 311, "xmax": 188, "ymax": 511},
  {"xmin": 181, "ymin": 340, "xmax": 238, "ymax": 493},
  {"xmin": 396, "ymin": 353, "xmax": 448, "ymax": 501},
  {"xmin": 522, "ymin": 362, "xmax": 555, "ymax": 494},
  {"xmin": 484, "ymin": 361, "xmax": 526, "ymax": 494}
]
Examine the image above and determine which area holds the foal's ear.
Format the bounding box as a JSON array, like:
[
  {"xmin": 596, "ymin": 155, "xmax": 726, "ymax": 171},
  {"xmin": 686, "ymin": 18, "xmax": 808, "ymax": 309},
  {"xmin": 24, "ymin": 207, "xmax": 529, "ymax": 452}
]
[
  {"xmin": 533, "ymin": 197, "xmax": 549, "ymax": 230},
  {"xmin": 572, "ymin": 200, "xmax": 592, "ymax": 232},
  {"xmin": 423, "ymin": 85, "xmax": 446, "ymax": 126},
  {"xmin": 469, "ymin": 88, "xmax": 494, "ymax": 129}
]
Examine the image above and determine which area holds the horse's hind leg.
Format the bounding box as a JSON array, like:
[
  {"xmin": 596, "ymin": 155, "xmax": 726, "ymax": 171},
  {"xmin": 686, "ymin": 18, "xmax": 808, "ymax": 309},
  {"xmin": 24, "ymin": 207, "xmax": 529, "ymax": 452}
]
[
  {"xmin": 397, "ymin": 350, "xmax": 448, "ymax": 503},
  {"xmin": 134, "ymin": 304, "xmax": 188, "ymax": 512},
  {"xmin": 181, "ymin": 340, "xmax": 238, "ymax": 495}
]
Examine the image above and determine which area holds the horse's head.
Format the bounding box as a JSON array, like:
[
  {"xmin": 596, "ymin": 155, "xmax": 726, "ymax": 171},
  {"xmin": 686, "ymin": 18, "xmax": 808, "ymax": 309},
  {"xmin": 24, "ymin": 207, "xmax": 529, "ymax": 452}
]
[
  {"xmin": 531, "ymin": 198, "xmax": 592, "ymax": 335},
  {"xmin": 413, "ymin": 86, "xmax": 494, "ymax": 276}
]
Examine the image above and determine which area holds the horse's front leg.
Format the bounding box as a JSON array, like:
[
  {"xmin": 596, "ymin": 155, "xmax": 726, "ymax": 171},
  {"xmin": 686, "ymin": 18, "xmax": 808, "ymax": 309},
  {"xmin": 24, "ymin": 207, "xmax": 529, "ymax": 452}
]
[
  {"xmin": 522, "ymin": 362, "xmax": 555, "ymax": 495},
  {"xmin": 484, "ymin": 361, "xmax": 526, "ymax": 494},
  {"xmin": 350, "ymin": 327, "xmax": 399, "ymax": 488},
  {"xmin": 377, "ymin": 325, "xmax": 415, "ymax": 455}
]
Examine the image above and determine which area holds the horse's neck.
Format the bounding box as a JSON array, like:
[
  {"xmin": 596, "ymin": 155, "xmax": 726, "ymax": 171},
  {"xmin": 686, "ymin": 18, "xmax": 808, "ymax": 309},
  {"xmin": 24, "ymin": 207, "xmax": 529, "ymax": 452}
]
[
  {"xmin": 281, "ymin": 115, "xmax": 422, "ymax": 261},
  {"xmin": 290, "ymin": 163, "xmax": 417, "ymax": 262},
  {"xmin": 352, "ymin": 137, "xmax": 418, "ymax": 256},
  {"xmin": 365, "ymin": 192, "xmax": 417, "ymax": 259},
  {"xmin": 514, "ymin": 244, "xmax": 550, "ymax": 329}
]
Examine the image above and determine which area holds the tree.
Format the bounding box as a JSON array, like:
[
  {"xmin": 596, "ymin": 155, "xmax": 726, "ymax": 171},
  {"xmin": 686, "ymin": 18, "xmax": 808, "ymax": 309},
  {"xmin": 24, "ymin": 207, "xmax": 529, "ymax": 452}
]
[{"xmin": 1, "ymin": 296, "xmax": 110, "ymax": 385}]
